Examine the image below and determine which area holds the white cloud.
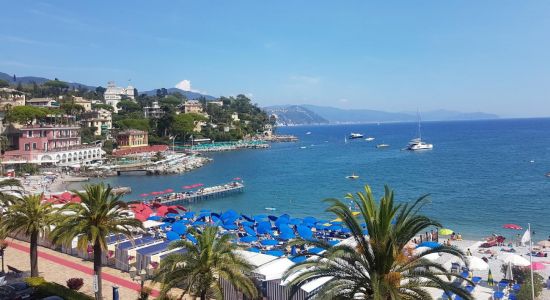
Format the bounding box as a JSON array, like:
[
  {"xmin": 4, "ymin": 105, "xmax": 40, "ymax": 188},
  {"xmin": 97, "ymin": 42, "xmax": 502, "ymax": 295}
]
[{"xmin": 175, "ymin": 79, "xmax": 206, "ymax": 94}]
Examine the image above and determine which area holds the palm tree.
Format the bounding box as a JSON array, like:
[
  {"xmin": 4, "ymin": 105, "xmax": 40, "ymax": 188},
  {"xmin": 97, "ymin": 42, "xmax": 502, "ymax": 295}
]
[
  {"xmin": 283, "ymin": 185, "xmax": 473, "ymax": 300},
  {"xmin": 0, "ymin": 178, "xmax": 23, "ymax": 205},
  {"xmin": 154, "ymin": 226, "xmax": 258, "ymax": 300},
  {"xmin": 0, "ymin": 194, "xmax": 55, "ymax": 277},
  {"xmin": 50, "ymin": 184, "xmax": 143, "ymax": 300}
]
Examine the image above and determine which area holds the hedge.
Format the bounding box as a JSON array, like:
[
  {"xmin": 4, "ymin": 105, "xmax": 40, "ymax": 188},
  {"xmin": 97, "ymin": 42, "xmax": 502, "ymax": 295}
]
[{"xmin": 25, "ymin": 277, "xmax": 94, "ymax": 300}]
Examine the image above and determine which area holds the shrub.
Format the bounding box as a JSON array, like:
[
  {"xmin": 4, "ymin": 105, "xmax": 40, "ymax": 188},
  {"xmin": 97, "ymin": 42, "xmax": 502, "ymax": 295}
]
[
  {"xmin": 25, "ymin": 276, "xmax": 46, "ymax": 286},
  {"xmin": 516, "ymin": 273, "xmax": 544, "ymax": 300},
  {"xmin": 26, "ymin": 278, "xmax": 93, "ymax": 300},
  {"xmin": 66, "ymin": 277, "xmax": 84, "ymax": 290}
]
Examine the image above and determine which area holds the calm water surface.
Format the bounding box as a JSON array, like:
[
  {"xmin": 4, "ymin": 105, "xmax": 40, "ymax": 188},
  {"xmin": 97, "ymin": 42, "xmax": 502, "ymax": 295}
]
[{"xmin": 83, "ymin": 118, "xmax": 550, "ymax": 239}]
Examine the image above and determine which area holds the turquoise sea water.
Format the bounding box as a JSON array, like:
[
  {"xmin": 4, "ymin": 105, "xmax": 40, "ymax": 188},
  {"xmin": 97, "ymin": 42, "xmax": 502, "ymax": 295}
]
[{"xmin": 86, "ymin": 118, "xmax": 550, "ymax": 240}]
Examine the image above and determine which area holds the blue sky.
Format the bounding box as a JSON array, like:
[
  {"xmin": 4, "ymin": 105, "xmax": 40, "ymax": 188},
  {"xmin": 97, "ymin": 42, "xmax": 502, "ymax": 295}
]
[{"xmin": 1, "ymin": 1, "xmax": 549, "ymax": 117}]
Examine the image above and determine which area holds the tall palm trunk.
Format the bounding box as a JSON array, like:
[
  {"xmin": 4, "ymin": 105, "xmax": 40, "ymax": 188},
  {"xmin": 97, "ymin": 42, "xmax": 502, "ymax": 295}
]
[
  {"xmin": 30, "ymin": 231, "xmax": 38, "ymax": 277},
  {"xmin": 200, "ymin": 290, "xmax": 207, "ymax": 300},
  {"xmin": 93, "ymin": 241, "xmax": 103, "ymax": 300}
]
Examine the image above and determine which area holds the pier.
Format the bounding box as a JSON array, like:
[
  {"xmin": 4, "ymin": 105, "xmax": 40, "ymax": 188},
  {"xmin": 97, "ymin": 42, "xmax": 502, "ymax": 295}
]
[{"xmin": 154, "ymin": 182, "xmax": 244, "ymax": 206}]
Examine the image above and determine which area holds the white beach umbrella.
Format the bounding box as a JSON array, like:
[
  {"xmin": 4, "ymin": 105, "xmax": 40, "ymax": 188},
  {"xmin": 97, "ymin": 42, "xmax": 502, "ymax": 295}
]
[
  {"xmin": 465, "ymin": 256, "xmax": 489, "ymax": 271},
  {"xmin": 504, "ymin": 262, "xmax": 514, "ymax": 281},
  {"xmin": 414, "ymin": 246, "xmax": 440, "ymax": 261},
  {"xmin": 498, "ymin": 253, "xmax": 530, "ymax": 267},
  {"xmin": 537, "ymin": 240, "xmax": 550, "ymax": 248}
]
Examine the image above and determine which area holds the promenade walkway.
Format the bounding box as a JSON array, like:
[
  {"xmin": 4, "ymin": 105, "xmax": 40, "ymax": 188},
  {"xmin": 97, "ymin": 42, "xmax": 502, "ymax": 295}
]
[{"xmin": 5, "ymin": 239, "xmax": 167, "ymax": 299}]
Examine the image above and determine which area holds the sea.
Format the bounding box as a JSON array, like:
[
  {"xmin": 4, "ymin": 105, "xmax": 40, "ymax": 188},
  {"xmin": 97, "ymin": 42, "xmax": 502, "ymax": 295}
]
[{"xmin": 80, "ymin": 118, "xmax": 550, "ymax": 240}]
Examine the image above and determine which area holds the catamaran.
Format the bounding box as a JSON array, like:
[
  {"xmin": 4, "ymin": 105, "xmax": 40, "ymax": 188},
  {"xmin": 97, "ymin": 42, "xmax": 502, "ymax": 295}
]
[{"xmin": 406, "ymin": 112, "xmax": 433, "ymax": 151}]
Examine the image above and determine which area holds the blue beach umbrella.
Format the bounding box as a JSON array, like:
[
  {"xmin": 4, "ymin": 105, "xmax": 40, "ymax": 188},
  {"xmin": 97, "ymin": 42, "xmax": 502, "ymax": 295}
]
[
  {"xmin": 260, "ymin": 239, "xmax": 278, "ymax": 246},
  {"xmin": 308, "ymin": 247, "xmax": 324, "ymax": 254},
  {"xmin": 193, "ymin": 221, "xmax": 206, "ymax": 226},
  {"xmin": 172, "ymin": 222, "xmax": 187, "ymax": 235},
  {"xmin": 291, "ymin": 256, "xmax": 306, "ymax": 263},
  {"xmin": 493, "ymin": 291, "xmax": 504, "ymax": 299},
  {"xmin": 244, "ymin": 226, "xmax": 256, "ymax": 236},
  {"xmin": 279, "ymin": 227, "xmax": 295, "ymax": 241},
  {"xmin": 291, "ymin": 246, "xmax": 297, "ymax": 256},
  {"xmin": 247, "ymin": 247, "xmax": 260, "ymax": 253},
  {"xmin": 303, "ymin": 216, "xmax": 317, "ymax": 225},
  {"xmin": 241, "ymin": 221, "xmax": 255, "ymax": 227},
  {"xmin": 297, "ymin": 225, "xmax": 313, "ymax": 240},
  {"xmin": 328, "ymin": 224, "xmax": 342, "ymax": 231},
  {"xmin": 341, "ymin": 227, "xmax": 351, "ymax": 234},
  {"xmin": 257, "ymin": 221, "xmax": 273, "ymax": 235},
  {"xmin": 315, "ymin": 223, "xmax": 328, "ymax": 230},
  {"xmin": 183, "ymin": 212, "xmax": 195, "ymax": 219},
  {"xmin": 363, "ymin": 229, "xmax": 369, "ymax": 235},
  {"xmin": 265, "ymin": 249, "xmax": 284, "ymax": 257},
  {"xmin": 253, "ymin": 214, "xmax": 267, "ymax": 221},
  {"xmin": 268, "ymin": 215, "xmax": 278, "ymax": 221},
  {"xmin": 241, "ymin": 214, "xmax": 254, "ymax": 222},
  {"xmin": 289, "ymin": 218, "xmax": 303, "ymax": 225},
  {"xmin": 328, "ymin": 240, "xmax": 340, "ymax": 246},
  {"xmin": 240, "ymin": 236, "xmax": 258, "ymax": 243},
  {"xmin": 417, "ymin": 241, "xmax": 440, "ymax": 249},
  {"xmin": 186, "ymin": 233, "xmax": 197, "ymax": 244},
  {"xmin": 223, "ymin": 223, "xmax": 238, "ymax": 230},
  {"xmin": 166, "ymin": 213, "xmax": 179, "ymax": 218},
  {"xmin": 166, "ymin": 231, "xmax": 180, "ymax": 241},
  {"xmin": 147, "ymin": 216, "xmax": 162, "ymax": 221},
  {"xmin": 163, "ymin": 217, "xmax": 176, "ymax": 223}
]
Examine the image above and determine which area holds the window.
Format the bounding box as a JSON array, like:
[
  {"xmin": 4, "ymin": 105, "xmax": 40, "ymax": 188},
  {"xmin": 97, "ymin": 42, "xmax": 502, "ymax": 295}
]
[
  {"xmin": 24, "ymin": 144, "xmax": 30, "ymax": 151},
  {"xmin": 28, "ymin": 131, "xmax": 32, "ymax": 137},
  {"xmin": 32, "ymin": 143, "xmax": 37, "ymax": 150}
]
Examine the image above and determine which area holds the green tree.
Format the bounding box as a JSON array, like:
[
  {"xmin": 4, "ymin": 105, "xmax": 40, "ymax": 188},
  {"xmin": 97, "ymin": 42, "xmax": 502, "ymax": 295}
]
[
  {"xmin": 50, "ymin": 184, "xmax": 143, "ymax": 300},
  {"xmin": 5, "ymin": 106, "xmax": 48, "ymax": 125},
  {"xmin": 0, "ymin": 79, "xmax": 9, "ymax": 88},
  {"xmin": 91, "ymin": 103, "xmax": 114, "ymax": 112},
  {"xmin": 0, "ymin": 194, "xmax": 56, "ymax": 277},
  {"xmin": 171, "ymin": 113, "xmax": 206, "ymax": 142},
  {"xmin": 283, "ymin": 185, "xmax": 473, "ymax": 300},
  {"xmin": 43, "ymin": 79, "xmax": 69, "ymax": 96},
  {"xmin": 60, "ymin": 103, "xmax": 85, "ymax": 116},
  {"xmin": 117, "ymin": 99, "xmax": 141, "ymax": 113},
  {"xmin": 159, "ymin": 95, "xmax": 181, "ymax": 107},
  {"xmin": 116, "ymin": 118, "xmax": 150, "ymax": 131},
  {"xmin": 154, "ymin": 226, "xmax": 258, "ymax": 300}
]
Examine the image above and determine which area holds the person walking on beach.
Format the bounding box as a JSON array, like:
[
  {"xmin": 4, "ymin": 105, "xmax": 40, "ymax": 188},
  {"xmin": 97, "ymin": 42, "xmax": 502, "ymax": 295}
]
[{"xmin": 466, "ymin": 248, "xmax": 472, "ymax": 256}]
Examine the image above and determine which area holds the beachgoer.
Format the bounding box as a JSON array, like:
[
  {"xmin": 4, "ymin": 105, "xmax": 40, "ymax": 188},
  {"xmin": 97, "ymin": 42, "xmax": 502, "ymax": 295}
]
[
  {"xmin": 457, "ymin": 233, "xmax": 462, "ymax": 240},
  {"xmin": 482, "ymin": 257, "xmax": 489, "ymax": 263},
  {"xmin": 466, "ymin": 248, "xmax": 472, "ymax": 256},
  {"xmin": 451, "ymin": 232, "xmax": 456, "ymax": 240}
]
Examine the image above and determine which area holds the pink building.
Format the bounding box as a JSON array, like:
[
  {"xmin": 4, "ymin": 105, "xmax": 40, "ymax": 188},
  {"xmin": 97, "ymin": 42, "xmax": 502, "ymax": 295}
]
[{"xmin": 1, "ymin": 124, "xmax": 104, "ymax": 166}]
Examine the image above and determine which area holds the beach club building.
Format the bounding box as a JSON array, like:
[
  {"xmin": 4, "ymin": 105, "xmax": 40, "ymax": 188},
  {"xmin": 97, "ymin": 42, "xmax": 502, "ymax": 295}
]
[
  {"xmin": 1, "ymin": 124, "xmax": 104, "ymax": 166},
  {"xmin": 116, "ymin": 129, "xmax": 148, "ymax": 148}
]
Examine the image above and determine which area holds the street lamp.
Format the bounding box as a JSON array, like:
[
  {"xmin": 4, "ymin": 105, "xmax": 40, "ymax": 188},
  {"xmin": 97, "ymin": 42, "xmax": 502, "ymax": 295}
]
[{"xmin": 129, "ymin": 267, "xmax": 148, "ymax": 297}]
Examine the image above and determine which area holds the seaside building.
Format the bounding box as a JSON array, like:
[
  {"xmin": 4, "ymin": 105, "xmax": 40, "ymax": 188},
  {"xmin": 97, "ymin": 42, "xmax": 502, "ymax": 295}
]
[
  {"xmin": 26, "ymin": 98, "xmax": 59, "ymax": 108},
  {"xmin": 104, "ymin": 81, "xmax": 136, "ymax": 113},
  {"xmin": 116, "ymin": 129, "xmax": 148, "ymax": 149},
  {"xmin": 1, "ymin": 124, "xmax": 104, "ymax": 166},
  {"xmin": 144, "ymin": 101, "xmax": 164, "ymax": 119},
  {"xmin": 81, "ymin": 109, "xmax": 112, "ymax": 136},
  {"xmin": 231, "ymin": 112, "xmax": 240, "ymax": 122},
  {"xmin": 209, "ymin": 100, "xmax": 223, "ymax": 107},
  {"xmin": 0, "ymin": 88, "xmax": 26, "ymax": 110},
  {"xmin": 72, "ymin": 96, "xmax": 92, "ymax": 111},
  {"xmin": 182, "ymin": 100, "xmax": 203, "ymax": 114}
]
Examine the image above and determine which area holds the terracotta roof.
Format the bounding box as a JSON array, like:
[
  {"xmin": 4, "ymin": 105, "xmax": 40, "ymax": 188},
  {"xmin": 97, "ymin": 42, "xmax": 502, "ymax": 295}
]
[{"xmin": 112, "ymin": 145, "xmax": 168, "ymax": 156}]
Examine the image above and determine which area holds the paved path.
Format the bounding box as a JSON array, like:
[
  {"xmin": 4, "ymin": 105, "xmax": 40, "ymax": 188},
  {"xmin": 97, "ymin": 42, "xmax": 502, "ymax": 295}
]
[{"xmin": 7, "ymin": 240, "xmax": 160, "ymax": 298}]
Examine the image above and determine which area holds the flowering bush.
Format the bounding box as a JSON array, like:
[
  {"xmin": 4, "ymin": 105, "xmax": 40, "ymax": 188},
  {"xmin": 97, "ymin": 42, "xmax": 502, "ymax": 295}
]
[{"xmin": 66, "ymin": 278, "xmax": 84, "ymax": 291}]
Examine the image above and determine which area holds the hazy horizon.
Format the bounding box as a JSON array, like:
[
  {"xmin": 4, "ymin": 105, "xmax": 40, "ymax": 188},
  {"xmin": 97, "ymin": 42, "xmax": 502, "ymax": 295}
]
[{"xmin": 1, "ymin": 1, "xmax": 549, "ymax": 118}]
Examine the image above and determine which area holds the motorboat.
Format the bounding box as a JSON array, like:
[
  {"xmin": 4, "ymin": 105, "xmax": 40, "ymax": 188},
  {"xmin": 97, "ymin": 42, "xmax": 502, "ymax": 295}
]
[
  {"xmin": 265, "ymin": 207, "xmax": 277, "ymax": 211},
  {"xmin": 349, "ymin": 133, "xmax": 364, "ymax": 139},
  {"xmin": 306, "ymin": 131, "xmax": 312, "ymax": 135},
  {"xmin": 346, "ymin": 173, "xmax": 359, "ymax": 179},
  {"xmin": 406, "ymin": 138, "xmax": 433, "ymax": 151},
  {"xmin": 300, "ymin": 146, "xmax": 307, "ymax": 149},
  {"xmin": 365, "ymin": 137, "xmax": 375, "ymax": 141},
  {"xmin": 376, "ymin": 144, "xmax": 389, "ymax": 148}
]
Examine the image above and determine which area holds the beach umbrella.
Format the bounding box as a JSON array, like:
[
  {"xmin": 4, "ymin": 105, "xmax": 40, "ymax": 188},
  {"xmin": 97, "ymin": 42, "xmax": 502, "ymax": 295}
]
[
  {"xmin": 303, "ymin": 216, "xmax": 317, "ymax": 225},
  {"xmin": 166, "ymin": 231, "xmax": 180, "ymax": 241},
  {"xmin": 134, "ymin": 213, "xmax": 148, "ymax": 222},
  {"xmin": 537, "ymin": 240, "xmax": 550, "ymax": 248},
  {"xmin": 439, "ymin": 228, "xmax": 453, "ymax": 235},
  {"xmin": 253, "ymin": 214, "xmax": 267, "ymax": 221},
  {"xmin": 223, "ymin": 224, "xmax": 238, "ymax": 230},
  {"xmin": 487, "ymin": 269, "xmax": 494, "ymax": 286},
  {"xmin": 257, "ymin": 221, "xmax": 273, "ymax": 235},
  {"xmin": 243, "ymin": 226, "xmax": 256, "ymax": 236},
  {"xmin": 503, "ymin": 224, "xmax": 523, "ymax": 230},
  {"xmin": 291, "ymin": 256, "xmax": 307, "ymax": 263},
  {"xmin": 265, "ymin": 249, "xmax": 284, "ymax": 257},
  {"xmin": 498, "ymin": 253, "xmax": 530, "ymax": 266},
  {"xmin": 239, "ymin": 236, "xmax": 258, "ymax": 243},
  {"xmin": 260, "ymin": 239, "xmax": 278, "ymax": 246},
  {"xmin": 186, "ymin": 233, "xmax": 197, "ymax": 244},
  {"xmin": 247, "ymin": 247, "xmax": 260, "ymax": 253},
  {"xmin": 164, "ymin": 188, "xmax": 174, "ymax": 193},
  {"xmin": 139, "ymin": 193, "xmax": 149, "ymax": 197},
  {"xmin": 417, "ymin": 241, "xmax": 440, "ymax": 249},
  {"xmin": 279, "ymin": 227, "xmax": 295, "ymax": 241},
  {"xmin": 466, "ymin": 256, "xmax": 489, "ymax": 271},
  {"xmin": 328, "ymin": 224, "xmax": 342, "ymax": 231},
  {"xmin": 504, "ymin": 262, "xmax": 514, "ymax": 281},
  {"xmin": 493, "ymin": 291, "xmax": 504, "ymax": 299},
  {"xmin": 192, "ymin": 221, "xmax": 206, "ymax": 226},
  {"xmin": 183, "ymin": 185, "xmax": 192, "ymax": 189},
  {"xmin": 531, "ymin": 262, "xmax": 545, "ymax": 270},
  {"xmin": 172, "ymin": 222, "xmax": 187, "ymax": 235},
  {"xmin": 147, "ymin": 216, "xmax": 162, "ymax": 221},
  {"xmin": 233, "ymin": 177, "xmax": 242, "ymax": 180},
  {"xmin": 308, "ymin": 247, "xmax": 324, "ymax": 254}
]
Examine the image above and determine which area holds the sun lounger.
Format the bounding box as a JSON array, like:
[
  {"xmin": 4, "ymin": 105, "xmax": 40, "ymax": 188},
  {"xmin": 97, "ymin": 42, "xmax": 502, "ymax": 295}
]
[{"xmin": 7, "ymin": 265, "xmax": 23, "ymax": 278}]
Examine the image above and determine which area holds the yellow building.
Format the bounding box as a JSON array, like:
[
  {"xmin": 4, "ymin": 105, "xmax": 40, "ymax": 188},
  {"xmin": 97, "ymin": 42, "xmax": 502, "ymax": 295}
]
[{"xmin": 116, "ymin": 129, "xmax": 148, "ymax": 148}]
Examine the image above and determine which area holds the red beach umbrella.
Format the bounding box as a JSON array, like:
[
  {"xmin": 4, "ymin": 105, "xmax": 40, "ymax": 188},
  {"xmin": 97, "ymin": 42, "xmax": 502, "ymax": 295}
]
[
  {"xmin": 532, "ymin": 262, "xmax": 545, "ymax": 270},
  {"xmin": 150, "ymin": 202, "xmax": 162, "ymax": 208},
  {"xmin": 166, "ymin": 206, "xmax": 180, "ymax": 214},
  {"xmin": 139, "ymin": 193, "xmax": 149, "ymax": 197},
  {"xmin": 60, "ymin": 191, "xmax": 72, "ymax": 201},
  {"xmin": 174, "ymin": 205, "xmax": 187, "ymax": 211},
  {"xmin": 164, "ymin": 188, "xmax": 174, "ymax": 193},
  {"xmin": 70, "ymin": 195, "xmax": 81, "ymax": 203},
  {"xmin": 183, "ymin": 186, "xmax": 193, "ymax": 189},
  {"xmin": 503, "ymin": 224, "xmax": 523, "ymax": 230},
  {"xmin": 156, "ymin": 206, "xmax": 169, "ymax": 217},
  {"xmin": 233, "ymin": 177, "xmax": 241, "ymax": 180},
  {"xmin": 135, "ymin": 213, "xmax": 148, "ymax": 222}
]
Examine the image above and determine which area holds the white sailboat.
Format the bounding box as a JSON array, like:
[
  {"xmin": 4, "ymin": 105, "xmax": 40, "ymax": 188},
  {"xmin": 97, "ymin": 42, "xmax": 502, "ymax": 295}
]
[{"xmin": 406, "ymin": 112, "xmax": 433, "ymax": 151}]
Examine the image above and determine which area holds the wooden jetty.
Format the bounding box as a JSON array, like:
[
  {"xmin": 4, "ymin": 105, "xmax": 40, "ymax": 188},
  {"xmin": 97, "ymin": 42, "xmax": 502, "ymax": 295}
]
[{"xmin": 158, "ymin": 182, "xmax": 244, "ymax": 206}]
